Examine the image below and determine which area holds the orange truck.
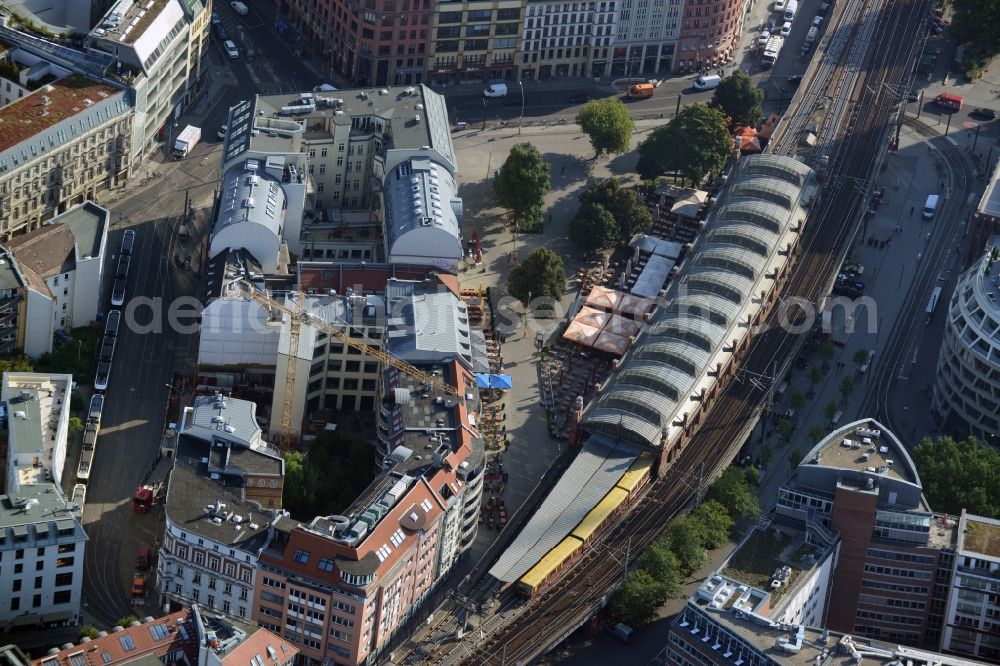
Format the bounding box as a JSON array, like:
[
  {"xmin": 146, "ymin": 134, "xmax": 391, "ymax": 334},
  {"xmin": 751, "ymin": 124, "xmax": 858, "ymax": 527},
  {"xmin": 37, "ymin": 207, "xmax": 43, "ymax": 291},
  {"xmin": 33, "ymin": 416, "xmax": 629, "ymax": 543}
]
[{"xmin": 627, "ymin": 83, "xmax": 655, "ymax": 99}]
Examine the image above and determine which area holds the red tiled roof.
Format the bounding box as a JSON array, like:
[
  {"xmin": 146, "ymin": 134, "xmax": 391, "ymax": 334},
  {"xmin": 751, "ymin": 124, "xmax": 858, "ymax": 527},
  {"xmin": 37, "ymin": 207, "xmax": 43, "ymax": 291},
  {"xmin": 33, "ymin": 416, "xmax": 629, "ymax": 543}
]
[
  {"xmin": 33, "ymin": 610, "xmax": 198, "ymax": 666},
  {"xmin": 219, "ymin": 627, "xmax": 299, "ymax": 666},
  {"xmin": 0, "ymin": 75, "xmax": 120, "ymax": 155}
]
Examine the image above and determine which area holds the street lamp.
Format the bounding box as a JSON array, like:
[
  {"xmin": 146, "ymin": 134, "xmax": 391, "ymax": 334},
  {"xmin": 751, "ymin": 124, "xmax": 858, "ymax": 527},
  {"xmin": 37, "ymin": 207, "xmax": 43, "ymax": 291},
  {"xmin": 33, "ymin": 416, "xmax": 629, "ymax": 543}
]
[{"xmin": 518, "ymin": 80, "xmax": 524, "ymax": 135}]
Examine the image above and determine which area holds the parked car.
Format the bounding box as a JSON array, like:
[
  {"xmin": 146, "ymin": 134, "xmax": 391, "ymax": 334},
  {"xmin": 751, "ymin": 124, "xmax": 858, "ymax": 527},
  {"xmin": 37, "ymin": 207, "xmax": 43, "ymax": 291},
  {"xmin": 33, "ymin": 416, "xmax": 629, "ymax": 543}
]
[
  {"xmin": 818, "ymin": 1, "xmax": 830, "ymax": 13},
  {"xmin": 787, "ymin": 74, "xmax": 804, "ymax": 87},
  {"xmin": 136, "ymin": 547, "xmax": 151, "ymax": 571},
  {"xmin": 833, "ymin": 279, "xmax": 865, "ymax": 297},
  {"xmin": 780, "ymin": 21, "xmax": 792, "ymax": 37},
  {"xmin": 224, "ymin": 39, "xmax": 239, "ymax": 59},
  {"xmin": 210, "ymin": 12, "xmax": 221, "ymax": 25},
  {"xmin": 217, "ymin": 124, "xmax": 228, "ymax": 140},
  {"xmin": 313, "ymin": 83, "xmax": 338, "ymax": 92},
  {"xmin": 970, "ymin": 108, "xmax": 997, "ymax": 120},
  {"xmin": 812, "ymin": 15, "xmax": 823, "ymax": 26},
  {"xmin": 757, "ymin": 30, "xmax": 771, "ymax": 46},
  {"xmin": 775, "ymin": 0, "xmax": 786, "ymax": 11},
  {"xmin": 230, "ymin": 1, "xmax": 249, "ymax": 15},
  {"xmin": 568, "ymin": 93, "xmax": 590, "ymax": 104}
]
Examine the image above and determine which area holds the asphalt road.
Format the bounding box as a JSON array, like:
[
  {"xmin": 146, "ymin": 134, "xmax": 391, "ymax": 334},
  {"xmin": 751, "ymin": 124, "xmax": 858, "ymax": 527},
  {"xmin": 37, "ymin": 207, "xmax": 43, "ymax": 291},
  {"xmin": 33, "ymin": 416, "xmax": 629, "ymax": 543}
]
[{"xmin": 80, "ymin": 144, "xmax": 218, "ymax": 626}]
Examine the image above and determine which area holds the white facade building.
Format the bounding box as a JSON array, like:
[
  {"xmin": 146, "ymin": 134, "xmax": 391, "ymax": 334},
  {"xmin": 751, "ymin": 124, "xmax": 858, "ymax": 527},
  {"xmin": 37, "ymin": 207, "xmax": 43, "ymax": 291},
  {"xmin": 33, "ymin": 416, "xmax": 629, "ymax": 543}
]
[
  {"xmin": 87, "ymin": 0, "xmax": 210, "ymax": 166},
  {"xmin": 4, "ymin": 202, "xmax": 109, "ymax": 358},
  {"xmin": 941, "ymin": 511, "xmax": 1000, "ymax": 661},
  {"xmin": 0, "ymin": 373, "xmax": 86, "ymax": 627},
  {"xmin": 158, "ymin": 395, "xmax": 284, "ymax": 622},
  {"xmin": 932, "ymin": 237, "xmax": 1000, "ymax": 441}
]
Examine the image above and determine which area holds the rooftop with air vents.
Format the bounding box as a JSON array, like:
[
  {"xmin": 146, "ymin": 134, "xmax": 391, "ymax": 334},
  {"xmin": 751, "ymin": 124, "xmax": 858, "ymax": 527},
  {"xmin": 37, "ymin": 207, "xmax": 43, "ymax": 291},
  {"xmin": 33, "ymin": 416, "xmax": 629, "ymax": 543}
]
[{"xmin": 164, "ymin": 434, "xmax": 277, "ymax": 549}]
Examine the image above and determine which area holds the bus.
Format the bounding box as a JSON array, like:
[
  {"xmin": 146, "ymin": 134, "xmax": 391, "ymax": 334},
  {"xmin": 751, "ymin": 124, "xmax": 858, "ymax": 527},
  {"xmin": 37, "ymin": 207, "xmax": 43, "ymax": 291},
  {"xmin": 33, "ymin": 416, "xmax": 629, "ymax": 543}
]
[{"xmin": 925, "ymin": 286, "xmax": 942, "ymax": 324}]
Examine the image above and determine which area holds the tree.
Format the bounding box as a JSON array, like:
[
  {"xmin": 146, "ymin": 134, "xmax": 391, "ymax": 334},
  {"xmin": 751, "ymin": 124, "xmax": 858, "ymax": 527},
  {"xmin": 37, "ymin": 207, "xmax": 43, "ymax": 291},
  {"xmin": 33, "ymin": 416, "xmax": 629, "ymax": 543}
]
[
  {"xmin": 710, "ymin": 71, "xmax": 764, "ymax": 127},
  {"xmin": 636, "ymin": 104, "xmax": 732, "ymax": 184},
  {"xmin": 808, "ymin": 426, "xmax": 827, "ymax": 445},
  {"xmin": 952, "ymin": 0, "xmax": 1000, "ymax": 63},
  {"xmin": 914, "ymin": 436, "xmax": 1000, "ymax": 517},
  {"xmin": 79, "ymin": 626, "xmax": 100, "ymax": 640},
  {"xmin": 788, "ymin": 448, "xmax": 804, "ymax": 471},
  {"xmin": 579, "ymin": 178, "xmax": 652, "ymax": 240},
  {"xmin": 508, "ymin": 247, "xmax": 566, "ymax": 304},
  {"xmin": 817, "ymin": 340, "xmax": 835, "ymax": 360},
  {"xmin": 706, "ymin": 467, "xmax": 760, "ymax": 521},
  {"xmin": 693, "ymin": 500, "xmax": 735, "ymax": 549},
  {"xmin": 808, "ymin": 365, "xmax": 823, "ymax": 392},
  {"xmin": 282, "ymin": 451, "xmax": 314, "ymax": 517},
  {"xmin": 569, "ymin": 202, "xmax": 619, "ymax": 252},
  {"xmin": 576, "ymin": 97, "xmax": 636, "ymax": 158},
  {"xmin": 639, "ymin": 539, "xmax": 683, "ymax": 599},
  {"xmin": 70, "ymin": 393, "xmax": 84, "ymax": 412},
  {"xmin": 611, "ymin": 569, "xmax": 664, "ymax": 627},
  {"xmin": 777, "ymin": 418, "xmax": 794, "ymax": 440},
  {"xmin": 823, "ymin": 401, "xmax": 839, "ymax": 422},
  {"xmin": 744, "ymin": 466, "xmax": 761, "ymax": 487},
  {"xmin": 760, "ymin": 441, "xmax": 774, "ymax": 468},
  {"xmin": 666, "ymin": 515, "xmax": 708, "ymax": 575},
  {"xmin": 0, "ymin": 355, "xmax": 33, "ymax": 373},
  {"xmin": 116, "ymin": 615, "xmax": 140, "ymax": 627},
  {"xmin": 494, "ymin": 143, "xmax": 551, "ymax": 228},
  {"xmin": 789, "ymin": 391, "xmax": 806, "ymax": 412},
  {"xmin": 839, "ymin": 376, "xmax": 854, "ymax": 400},
  {"xmin": 68, "ymin": 416, "xmax": 83, "ymax": 436},
  {"xmin": 853, "ymin": 347, "xmax": 871, "ymax": 368}
]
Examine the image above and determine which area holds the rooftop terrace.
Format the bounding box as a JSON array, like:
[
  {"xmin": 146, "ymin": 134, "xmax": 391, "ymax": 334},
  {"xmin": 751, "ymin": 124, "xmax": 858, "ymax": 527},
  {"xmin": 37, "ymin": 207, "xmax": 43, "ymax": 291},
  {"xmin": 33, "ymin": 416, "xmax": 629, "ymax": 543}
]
[
  {"xmin": 718, "ymin": 522, "xmax": 825, "ymax": 609},
  {"xmin": 963, "ymin": 516, "xmax": 1000, "ymax": 558},
  {"xmin": 0, "ymin": 74, "xmax": 119, "ymax": 155}
]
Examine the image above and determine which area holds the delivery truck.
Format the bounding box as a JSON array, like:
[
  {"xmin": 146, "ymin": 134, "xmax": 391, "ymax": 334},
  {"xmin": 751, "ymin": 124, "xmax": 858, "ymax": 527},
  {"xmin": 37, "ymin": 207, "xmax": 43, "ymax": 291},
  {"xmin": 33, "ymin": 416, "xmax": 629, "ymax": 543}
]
[{"xmin": 172, "ymin": 124, "xmax": 201, "ymax": 159}]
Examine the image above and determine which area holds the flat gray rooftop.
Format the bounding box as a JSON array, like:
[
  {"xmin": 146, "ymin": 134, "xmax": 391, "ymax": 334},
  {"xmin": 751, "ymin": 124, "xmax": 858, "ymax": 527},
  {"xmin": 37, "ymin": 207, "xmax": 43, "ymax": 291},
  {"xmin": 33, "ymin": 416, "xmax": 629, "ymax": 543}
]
[{"xmin": 164, "ymin": 437, "xmax": 274, "ymax": 550}]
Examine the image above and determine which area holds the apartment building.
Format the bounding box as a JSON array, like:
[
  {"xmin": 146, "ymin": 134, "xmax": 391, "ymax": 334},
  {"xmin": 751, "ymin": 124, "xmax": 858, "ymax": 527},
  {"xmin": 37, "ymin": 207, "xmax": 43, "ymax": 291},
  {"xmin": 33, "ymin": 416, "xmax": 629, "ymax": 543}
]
[
  {"xmin": 961, "ymin": 135, "xmax": 1000, "ymax": 267},
  {"xmin": 940, "ymin": 512, "xmax": 1000, "ymax": 661},
  {"xmin": 34, "ymin": 606, "xmax": 299, "ymax": 666},
  {"xmin": 0, "ymin": 65, "xmax": 129, "ymax": 237},
  {"xmin": 250, "ymin": 280, "xmax": 485, "ymax": 665},
  {"xmin": 252, "ymin": 356, "xmax": 484, "ymax": 665},
  {"xmin": 283, "ymin": 0, "xmax": 431, "ymax": 86},
  {"xmin": 428, "ymin": 0, "xmax": 523, "ymax": 85},
  {"xmin": 87, "ymin": 0, "xmax": 211, "ymax": 164},
  {"xmin": 933, "ymin": 236, "xmax": 1000, "ymax": 442},
  {"xmin": 0, "ymin": 373, "xmax": 86, "ymax": 628},
  {"xmin": 221, "ymin": 86, "xmax": 458, "ymax": 265},
  {"xmin": 519, "ymin": 0, "xmax": 618, "ymax": 80},
  {"xmin": 158, "ymin": 394, "xmax": 285, "ymax": 622},
  {"xmin": 610, "ymin": 0, "xmax": 681, "ymax": 75},
  {"xmin": 2, "ymin": 201, "xmax": 109, "ymax": 357},
  {"xmin": 674, "ymin": 0, "xmax": 746, "ymax": 72}
]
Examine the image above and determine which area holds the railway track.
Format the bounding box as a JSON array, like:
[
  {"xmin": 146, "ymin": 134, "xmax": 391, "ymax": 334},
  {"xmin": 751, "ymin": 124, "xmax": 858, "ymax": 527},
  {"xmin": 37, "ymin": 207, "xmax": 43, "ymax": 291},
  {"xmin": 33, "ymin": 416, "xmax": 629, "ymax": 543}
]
[
  {"xmin": 403, "ymin": 1, "xmax": 933, "ymax": 663},
  {"xmin": 865, "ymin": 117, "xmax": 974, "ymax": 433}
]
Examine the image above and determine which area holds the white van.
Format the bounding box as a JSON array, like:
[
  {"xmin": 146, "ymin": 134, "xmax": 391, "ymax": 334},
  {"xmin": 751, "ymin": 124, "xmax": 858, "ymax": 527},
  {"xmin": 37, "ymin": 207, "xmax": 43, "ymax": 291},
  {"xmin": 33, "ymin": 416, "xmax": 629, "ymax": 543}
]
[
  {"xmin": 922, "ymin": 194, "xmax": 939, "ymax": 219},
  {"xmin": 483, "ymin": 83, "xmax": 508, "ymax": 97},
  {"xmin": 805, "ymin": 26, "xmax": 818, "ymax": 43},
  {"xmin": 784, "ymin": 0, "xmax": 799, "ymax": 20},
  {"xmin": 693, "ymin": 74, "xmax": 722, "ymax": 91},
  {"xmin": 224, "ymin": 39, "xmax": 239, "ymax": 59},
  {"xmin": 230, "ymin": 1, "xmax": 249, "ymax": 14}
]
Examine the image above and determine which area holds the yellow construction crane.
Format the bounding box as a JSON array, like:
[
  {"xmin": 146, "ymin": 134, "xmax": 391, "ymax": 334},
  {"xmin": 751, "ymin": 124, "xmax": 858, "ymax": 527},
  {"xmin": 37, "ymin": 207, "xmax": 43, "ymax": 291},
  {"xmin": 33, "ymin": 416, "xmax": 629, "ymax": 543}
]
[{"xmin": 239, "ymin": 280, "xmax": 463, "ymax": 438}]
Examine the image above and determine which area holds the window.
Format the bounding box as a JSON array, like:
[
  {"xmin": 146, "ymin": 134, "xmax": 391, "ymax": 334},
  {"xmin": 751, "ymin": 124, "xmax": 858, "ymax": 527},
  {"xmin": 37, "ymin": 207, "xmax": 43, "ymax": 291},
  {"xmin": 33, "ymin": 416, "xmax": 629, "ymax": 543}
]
[
  {"xmin": 319, "ymin": 557, "xmax": 335, "ymax": 572},
  {"xmin": 53, "ymin": 590, "xmax": 72, "ymax": 604},
  {"xmin": 321, "ymin": 148, "xmax": 328, "ymax": 157},
  {"xmin": 293, "ymin": 549, "xmax": 310, "ymax": 564}
]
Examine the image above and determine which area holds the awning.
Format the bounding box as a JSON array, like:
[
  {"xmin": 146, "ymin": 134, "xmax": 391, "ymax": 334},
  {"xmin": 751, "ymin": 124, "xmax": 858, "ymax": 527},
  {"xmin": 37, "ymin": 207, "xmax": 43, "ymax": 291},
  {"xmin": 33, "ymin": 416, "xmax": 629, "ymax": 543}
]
[
  {"xmin": 629, "ymin": 235, "xmax": 683, "ymax": 260},
  {"xmin": 475, "ymin": 374, "xmax": 513, "ymax": 390},
  {"xmin": 631, "ymin": 254, "xmax": 676, "ymax": 299}
]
